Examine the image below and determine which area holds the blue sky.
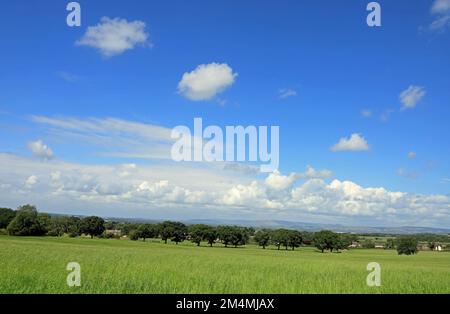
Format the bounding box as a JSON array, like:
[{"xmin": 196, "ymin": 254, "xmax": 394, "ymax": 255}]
[{"xmin": 0, "ymin": 0, "xmax": 449, "ymax": 227}]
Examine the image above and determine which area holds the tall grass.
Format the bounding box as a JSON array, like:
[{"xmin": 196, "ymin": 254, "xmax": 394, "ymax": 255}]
[{"xmin": 0, "ymin": 236, "xmax": 449, "ymax": 294}]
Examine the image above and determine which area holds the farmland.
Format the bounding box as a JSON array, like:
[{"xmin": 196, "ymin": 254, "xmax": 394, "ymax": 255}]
[{"xmin": 0, "ymin": 236, "xmax": 449, "ymax": 294}]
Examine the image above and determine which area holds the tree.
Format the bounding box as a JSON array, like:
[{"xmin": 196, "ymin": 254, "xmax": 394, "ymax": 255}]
[
  {"xmin": 159, "ymin": 221, "xmax": 175, "ymax": 244},
  {"xmin": 333, "ymin": 237, "xmax": 347, "ymax": 252},
  {"xmin": 189, "ymin": 224, "xmax": 211, "ymax": 246},
  {"xmin": 397, "ymin": 237, "xmax": 418, "ymax": 255},
  {"xmin": 216, "ymin": 226, "xmax": 248, "ymax": 248},
  {"xmin": 217, "ymin": 226, "xmax": 234, "ymax": 247},
  {"xmin": 271, "ymin": 229, "xmax": 290, "ymax": 250},
  {"xmin": 385, "ymin": 238, "xmax": 396, "ymax": 249},
  {"xmin": 66, "ymin": 216, "xmax": 82, "ymax": 237},
  {"xmin": 7, "ymin": 205, "xmax": 47, "ymax": 236},
  {"xmin": 254, "ymin": 230, "xmax": 271, "ymax": 249},
  {"xmin": 157, "ymin": 221, "xmax": 187, "ymax": 244},
  {"xmin": 300, "ymin": 231, "xmax": 313, "ymax": 245},
  {"xmin": 339, "ymin": 233, "xmax": 357, "ymax": 249},
  {"xmin": 120, "ymin": 223, "xmax": 141, "ymax": 236},
  {"xmin": 37, "ymin": 213, "xmax": 51, "ymax": 234},
  {"xmin": 80, "ymin": 216, "xmax": 105, "ymax": 239},
  {"xmin": 362, "ymin": 239, "xmax": 375, "ymax": 249},
  {"xmin": 138, "ymin": 224, "xmax": 158, "ymax": 241},
  {"xmin": 287, "ymin": 230, "xmax": 302, "ymax": 251},
  {"xmin": 0, "ymin": 207, "xmax": 15, "ymax": 229},
  {"xmin": 313, "ymin": 230, "xmax": 338, "ymax": 253},
  {"xmin": 128, "ymin": 230, "xmax": 140, "ymax": 241},
  {"xmin": 230, "ymin": 227, "xmax": 248, "ymax": 248},
  {"xmin": 170, "ymin": 222, "xmax": 188, "ymax": 244},
  {"xmin": 47, "ymin": 216, "xmax": 67, "ymax": 237},
  {"xmin": 203, "ymin": 226, "xmax": 218, "ymax": 247}
]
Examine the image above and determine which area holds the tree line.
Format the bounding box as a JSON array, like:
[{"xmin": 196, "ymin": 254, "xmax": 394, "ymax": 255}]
[{"xmin": 0, "ymin": 205, "xmax": 439, "ymax": 255}]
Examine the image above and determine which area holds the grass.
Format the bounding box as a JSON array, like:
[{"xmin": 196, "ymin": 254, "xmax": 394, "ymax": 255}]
[{"xmin": 0, "ymin": 235, "xmax": 449, "ymax": 294}]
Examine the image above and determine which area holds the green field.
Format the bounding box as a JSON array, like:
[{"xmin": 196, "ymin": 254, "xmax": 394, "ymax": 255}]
[{"xmin": 0, "ymin": 236, "xmax": 449, "ymax": 294}]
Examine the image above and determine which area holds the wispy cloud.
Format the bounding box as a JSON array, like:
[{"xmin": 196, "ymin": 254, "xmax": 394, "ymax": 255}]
[
  {"xmin": 360, "ymin": 109, "xmax": 372, "ymax": 118},
  {"xmin": 399, "ymin": 85, "xmax": 426, "ymax": 111},
  {"xmin": 30, "ymin": 116, "xmax": 174, "ymax": 160},
  {"xmin": 278, "ymin": 88, "xmax": 297, "ymax": 99},
  {"xmin": 397, "ymin": 168, "xmax": 418, "ymax": 180},
  {"xmin": 429, "ymin": 0, "xmax": 450, "ymax": 31},
  {"xmin": 56, "ymin": 71, "xmax": 81, "ymax": 83}
]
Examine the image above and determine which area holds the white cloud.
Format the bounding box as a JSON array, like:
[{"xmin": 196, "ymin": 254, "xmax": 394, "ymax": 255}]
[
  {"xmin": 300, "ymin": 166, "xmax": 333, "ymax": 179},
  {"xmin": 1, "ymin": 153, "xmax": 450, "ymax": 226},
  {"xmin": 178, "ymin": 63, "xmax": 237, "ymax": 101},
  {"xmin": 264, "ymin": 166, "xmax": 333, "ymax": 190},
  {"xmin": 27, "ymin": 140, "xmax": 54, "ymax": 159},
  {"xmin": 432, "ymin": 0, "xmax": 450, "ymax": 13},
  {"xmin": 408, "ymin": 151, "xmax": 417, "ymax": 159},
  {"xmin": 399, "ymin": 85, "xmax": 426, "ymax": 110},
  {"xmin": 31, "ymin": 116, "xmax": 173, "ymax": 160},
  {"xmin": 278, "ymin": 88, "xmax": 297, "ymax": 99},
  {"xmin": 430, "ymin": 0, "xmax": 450, "ymax": 31},
  {"xmin": 330, "ymin": 133, "xmax": 370, "ymax": 152},
  {"xmin": 265, "ymin": 170, "xmax": 298, "ymax": 190},
  {"xmin": 430, "ymin": 15, "xmax": 450, "ymax": 30},
  {"xmin": 25, "ymin": 175, "xmax": 38, "ymax": 189},
  {"xmin": 76, "ymin": 17, "xmax": 149, "ymax": 57}
]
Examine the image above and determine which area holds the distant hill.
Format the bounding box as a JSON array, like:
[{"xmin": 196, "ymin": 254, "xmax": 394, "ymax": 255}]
[
  {"xmin": 92, "ymin": 215, "xmax": 450, "ymax": 235},
  {"xmin": 181, "ymin": 219, "xmax": 450, "ymax": 235}
]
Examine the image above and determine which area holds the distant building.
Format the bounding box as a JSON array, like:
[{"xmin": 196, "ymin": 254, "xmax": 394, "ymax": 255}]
[{"xmin": 105, "ymin": 229, "xmax": 121, "ymax": 236}]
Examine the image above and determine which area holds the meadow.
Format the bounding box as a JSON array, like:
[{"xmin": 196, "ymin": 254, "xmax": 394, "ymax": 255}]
[{"xmin": 0, "ymin": 235, "xmax": 449, "ymax": 294}]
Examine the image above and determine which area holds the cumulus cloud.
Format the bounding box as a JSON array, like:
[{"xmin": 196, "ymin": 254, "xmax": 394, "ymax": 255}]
[
  {"xmin": 300, "ymin": 166, "xmax": 333, "ymax": 179},
  {"xmin": 28, "ymin": 140, "xmax": 54, "ymax": 159},
  {"xmin": 178, "ymin": 63, "xmax": 237, "ymax": 101},
  {"xmin": 330, "ymin": 133, "xmax": 370, "ymax": 152},
  {"xmin": 76, "ymin": 17, "xmax": 149, "ymax": 57},
  {"xmin": 429, "ymin": 0, "xmax": 450, "ymax": 31},
  {"xmin": 1, "ymin": 153, "xmax": 449, "ymax": 226},
  {"xmin": 25, "ymin": 175, "xmax": 38, "ymax": 189},
  {"xmin": 265, "ymin": 170, "xmax": 298, "ymax": 190},
  {"xmin": 399, "ymin": 85, "xmax": 426, "ymax": 110},
  {"xmin": 278, "ymin": 88, "xmax": 297, "ymax": 99}
]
